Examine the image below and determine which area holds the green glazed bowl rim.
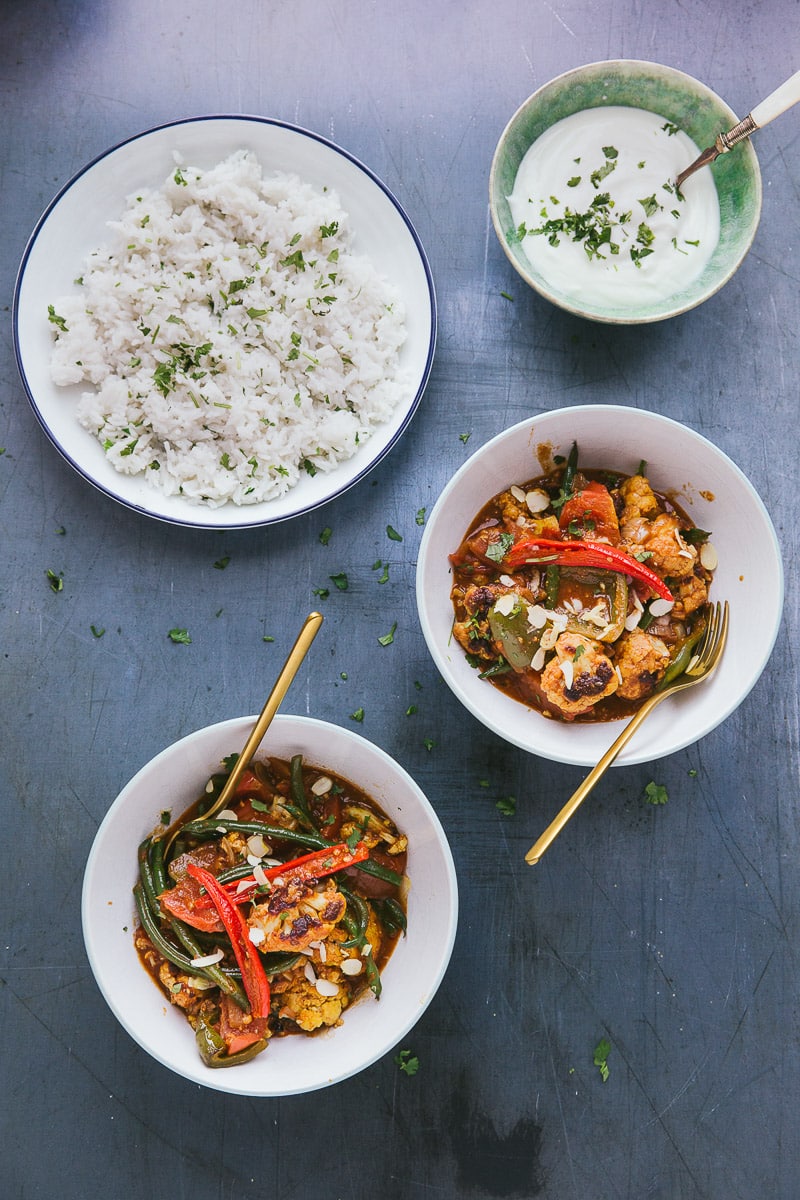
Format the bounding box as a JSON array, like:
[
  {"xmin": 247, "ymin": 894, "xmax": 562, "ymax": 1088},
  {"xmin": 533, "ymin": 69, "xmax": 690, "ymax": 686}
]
[{"xmin": 490, "ymin": 59, "xmax": 763, "ymax": 324}]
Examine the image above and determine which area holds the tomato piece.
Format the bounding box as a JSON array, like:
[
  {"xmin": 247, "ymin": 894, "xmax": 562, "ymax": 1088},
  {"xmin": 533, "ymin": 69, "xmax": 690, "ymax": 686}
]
[
  {"xmin": 159, "ymin": 874, "xmax": 224, "ymax": 933},
  {"xmin": 559, "ymin": 481, "xmax": 620, "ymax": 544},
  {"xmin": 219, "ymin": 993, "xmax": 270, "ymax": 1055}
]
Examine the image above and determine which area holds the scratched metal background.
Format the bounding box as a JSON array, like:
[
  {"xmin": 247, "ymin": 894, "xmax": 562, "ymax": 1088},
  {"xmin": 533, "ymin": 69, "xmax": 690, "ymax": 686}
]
[{"xmin": 2, "ymin": 1, "xmax": 798, "ymax": 1197}]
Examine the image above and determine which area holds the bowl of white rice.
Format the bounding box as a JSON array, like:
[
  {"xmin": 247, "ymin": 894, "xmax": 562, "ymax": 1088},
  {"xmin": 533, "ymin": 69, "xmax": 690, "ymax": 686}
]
[{"xmin": 14, "ymin": 116, "xmax": 436, "ymax": 528}]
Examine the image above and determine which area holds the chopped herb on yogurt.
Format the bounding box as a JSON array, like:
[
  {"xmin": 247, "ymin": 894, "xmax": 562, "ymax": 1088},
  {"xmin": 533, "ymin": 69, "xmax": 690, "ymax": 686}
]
[{"xmin": 509, "ymin": 107, "xmax": 720, "ymax": 306}]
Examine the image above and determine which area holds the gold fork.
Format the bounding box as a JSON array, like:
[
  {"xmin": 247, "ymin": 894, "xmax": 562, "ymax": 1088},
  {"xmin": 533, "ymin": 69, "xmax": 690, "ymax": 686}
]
[{"xmin": 525, "ymin": 601, "xmax": 729, "ymax": 865}]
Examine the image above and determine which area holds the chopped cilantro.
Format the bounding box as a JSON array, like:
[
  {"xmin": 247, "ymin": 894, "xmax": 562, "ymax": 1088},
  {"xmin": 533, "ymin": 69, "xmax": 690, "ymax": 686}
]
[
  {"xmin": 47, "ymin": 305, "xmax": 68, "ymax": 332},
  {"xmin": 496, "ymin": 795, "xmax": 517, "ymax": 817},
  {"xmin": 415, "ymin": 507, "xmax": 427, "ymax": 526},
  {"xmin": 378, "ymin": 622, "xmax": 397, "ymax": 646},
  {"xmin": 644, "ymin": 781, "xmax": 668, "ymax": 805},
  {"xmin": 423, "ymin": 737, "xmax": 434, "ymax": 752},
  {"xmin": 593, "ymin": 1038, "xmax": 611, "ymax": 1082},
  {"xmin": 459, "ymin": 432, "xmax": 471, "ymax": 444},
  {"xmin": 386, "ymin": 525, "xmax": 403, "ymax": 542},
  {"xmin": 168, "ymin": 628, "xmax": 192, "ymax": 644},
  {"xmin": 319, "ymin": 526, "xmax": 333, "ymax": 545},
  {"xmin": 350, "ymin": 707, "xmax": 365, "ymax": 723},
  {"xmin": 485, "ymin": 532, "xmax": 514, "ymax": 564},
  {"xmin": 46, "ymin": 569, "xmax": 63, "ymax": 593},
  {"xmin": 213, "ymin": 555, "xmax": 231, "ymax": 570},
  {"xmin": 395, "ymin": 1049, "xmax": 420, "ymax": 1076},
  {"xmin": 312, "ymin": 586, "xmax": 330, "ymax": 600},
  {"xmin": 90, "ymin": 624, "xmax": 105, "ymax": 638},
  {"xmin": 330, "ymin": 572, "xmax": 349, "ymax": 591}
]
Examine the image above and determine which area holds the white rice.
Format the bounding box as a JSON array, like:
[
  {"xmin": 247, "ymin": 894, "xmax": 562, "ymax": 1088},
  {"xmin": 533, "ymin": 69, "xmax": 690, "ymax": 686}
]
[{"xmin": 48, "ymin": 150, "xmax": 409, "ymax": 506}]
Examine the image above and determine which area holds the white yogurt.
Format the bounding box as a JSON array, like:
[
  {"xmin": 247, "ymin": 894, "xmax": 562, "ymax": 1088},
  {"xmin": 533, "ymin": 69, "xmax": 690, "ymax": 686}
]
[{"xmin": 508, "ymin": 106, "xmax": 720, "ymax": 308}]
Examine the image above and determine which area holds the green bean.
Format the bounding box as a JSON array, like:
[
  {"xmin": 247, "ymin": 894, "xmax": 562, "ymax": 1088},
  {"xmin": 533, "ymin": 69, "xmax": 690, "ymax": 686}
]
[
  {"xmin": 339, "ymin": 887, "xmax": 369, "ymax": 948},
  {"xmin": 216, "ymin": 861, "xmax": 261, "ymax": 887},
  {"xmin": 149, "ymin": 837, "xmax": 169, "ymax": 894},
  {"xmin": 134, "ymin": 876, "xmax": 247, "ymax": 1005},
  {"xmin": 288, "ymin": 754, "xmax": 316, "ymax": 831},
  {"xmin": 659, "ymin": 613, "xmax": 707, "ymax": 687},
  {"xmin": 168, "ymin": 918, "xmax": 248, "ymax": 1009},
  {"xmin": 353, "ymin": 857, "xmax": 404, "ymax": 888},
  {"xmin": 134, "ymin": 882, "xmax": 198, "ymax": 974},
  {"xmin": 178, "ymin": 819, "xmax": 329, "ymax": 850},
  {"xmin": 562, "ymin": 440, "xmax": 579, "ymax": 493},
  {"xmin": 262, "ymin": 951, "xmax": 301, "ymax": 976},
  {"xmin": 372, "ymin": 897, "xmax": 407, "ymax": 937},
  {"xmin": 137, "ymin": 838, "xmax": 161, "ymax": 912},
  {"xmin": 553, "ymin": 440, "xmax": 579, "ymax": 513},
  {"xmin": 544, "ymin": 564, "xmax": 560, "ymax": 608}
]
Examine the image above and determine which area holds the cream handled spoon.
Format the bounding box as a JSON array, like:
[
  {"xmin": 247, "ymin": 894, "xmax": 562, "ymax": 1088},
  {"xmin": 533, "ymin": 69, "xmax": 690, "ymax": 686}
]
[{"xmin": 676, "ymin": 68, "xmax": 800, "ymax": 189}]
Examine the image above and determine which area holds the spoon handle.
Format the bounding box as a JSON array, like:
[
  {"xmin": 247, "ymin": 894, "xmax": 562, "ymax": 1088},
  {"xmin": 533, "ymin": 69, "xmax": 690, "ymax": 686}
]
[
  {"xmin": 524, "ymin": 689, "xmax": 668, "ymax": 865},
  {"xmin": 750, "ymin": 67, "xmax": 800, "ymax": 128},
  {"xmin": 205, "ymin": 610, "xmax": 324, "ymax": 819}
]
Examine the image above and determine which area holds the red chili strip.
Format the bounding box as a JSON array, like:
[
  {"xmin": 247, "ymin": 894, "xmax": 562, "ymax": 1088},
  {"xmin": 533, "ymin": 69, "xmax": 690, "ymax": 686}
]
[
  {"xmin": 197, "ymin": 841, "xmax": 371, "ymax": 910},
  {"xmin": 186, "ymin": 863, "xmax": 271, "ymax": 1019},
  {"xmin": 505, "ymin": 537, "xmax": 673, "ymax": 602}
]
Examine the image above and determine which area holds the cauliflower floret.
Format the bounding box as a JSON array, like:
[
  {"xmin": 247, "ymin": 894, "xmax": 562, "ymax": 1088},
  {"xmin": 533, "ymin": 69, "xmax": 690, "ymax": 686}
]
[
  {"xmin": 274, "ymin": 975, "xmax": 346, "ymax": 1031},
  {"xmin": 540, "ymin": 631, "xmax": 618, "ymax": 718},
  {"xmin": 613, "ymin": 630, "xmax": 671, "ymax": 700},
  {"xmin": 248, "ymin": 878, "xmax": 345, "ymax": 953},
  {"xmin": 671, "ymin": 574, "xmax": 709, "ymax": 619},
  {"xmin": 621, "ymin": 512, "xmax": 698, "ymax": 579},
  {"xmin": 619, "ymin": 474, "xmax": 661, "ymax": 523}
]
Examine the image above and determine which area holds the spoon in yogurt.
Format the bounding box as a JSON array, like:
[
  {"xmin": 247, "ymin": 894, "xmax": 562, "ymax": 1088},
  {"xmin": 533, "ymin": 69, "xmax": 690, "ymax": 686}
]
[{"xmin": 676, "ymin": 67, "xmax": 800, "ymax": 189}]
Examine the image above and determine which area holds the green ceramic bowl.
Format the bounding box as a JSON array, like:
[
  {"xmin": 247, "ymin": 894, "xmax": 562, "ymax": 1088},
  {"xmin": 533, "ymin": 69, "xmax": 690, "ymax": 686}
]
[{"xmin": 490, "ymin": 60, "xmax": 762, "ymax": 324}]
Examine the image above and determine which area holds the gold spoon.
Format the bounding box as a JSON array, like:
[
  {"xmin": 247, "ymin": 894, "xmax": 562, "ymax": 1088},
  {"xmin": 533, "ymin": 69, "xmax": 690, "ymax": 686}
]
[
  {"xmin": 161, "ymin": 610, "xmax": 323, "ymax": 854},
  {"xmin": 525, "ymin": 601, "xmax": 728, "ymax": 865},
  {"xmin": 676, "ymin": 69, "xmax": 800, "ymax": 189}
]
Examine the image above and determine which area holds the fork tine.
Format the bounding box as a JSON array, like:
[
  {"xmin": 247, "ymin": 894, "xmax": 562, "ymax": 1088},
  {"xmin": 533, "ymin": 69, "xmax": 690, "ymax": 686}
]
[{"xmin": 697, "ymin": 601, "xmax": 728, "ymax": 671}]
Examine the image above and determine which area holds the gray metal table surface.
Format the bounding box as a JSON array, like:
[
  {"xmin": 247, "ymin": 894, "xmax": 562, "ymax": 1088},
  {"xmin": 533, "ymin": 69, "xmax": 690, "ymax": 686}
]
[{"xmin": 2, "ymin": 2, "xmax": 798, "ymax": 1197}]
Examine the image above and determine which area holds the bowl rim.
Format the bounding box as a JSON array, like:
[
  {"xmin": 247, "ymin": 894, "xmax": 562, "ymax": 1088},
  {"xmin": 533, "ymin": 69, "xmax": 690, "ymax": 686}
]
[
  {"xmin": 489, "ymin": 59, "xmax": 763, "ymax": 325},
  {"xmin": 81, "ymin": 712, "xmax": 458, "ymax": 1095},
  {"xmin": 416, "ymin": 404, "xmax": 784, "ymax": 765},
  {"xmin": 14, "ymin": 113, "xmax": 437, "ymax": 530}
]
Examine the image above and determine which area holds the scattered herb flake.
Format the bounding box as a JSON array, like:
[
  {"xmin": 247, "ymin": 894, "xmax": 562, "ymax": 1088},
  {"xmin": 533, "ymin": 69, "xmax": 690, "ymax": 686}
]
[
  {"xmin": 386, "ymin": 525, "xmax": 403, "ymax": 542},
  {"xmin": 395, "ymin": 1049, "xmax": 420, "ymax": 1076},
  {"xmin": 459, "ymin": 432, "xmax": 471, "ymax": 444},
  {"xmin": 319, "ymin": 526, "xmax": 333, "ymax": 545},
  {"xmin": 330, "ymin": 572, "xmax": 349, "ymax": 591},
  {"xmin": 485, "ymin": 532, "xmax": 514, "ymax": 564},
  {"xmin": 46, "ymin": 569, "xmax": 63, "ymax": 593},
  {"xmin": 47, "ymin": 305, "xmax": 68, "ymax": 332},
  {"xmin": 644, "ymin": 781, "xmax": 668, "ymax": 805},
  {"xmin": 593, "ymin": 1037, "xmax": 611, "ymax": 1082},
  {"xmin": 378, "ymin": 622, "xmax": 397, "ymax": 646},
  {"xmin": 213, "ymin": 555, "xmax": 231, "ymax": 570},
  {"xmin": 312, "ymin": 587, "xmax": 330, "ymax": 600},
  {"xmin": 350, "ymin": 707, "xmax": 365, "ymax": 723},
  {"xmin": 168, "ymin": 628, "xmax": 192, "ymax": 644},
  {"xmin": 415, "ymin": 507, "xmax": 427, "ymax": 526},
  {"xmin": 496, "ymin": 795, "xmax": 517, "ymax": 817},
  {"xmin": 423, "ymin": 737, "xmax": 434, "ymax": 752},
  {"xmin": 90, "ymin": 624, "xmax": 105, "ymax": 638}
]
